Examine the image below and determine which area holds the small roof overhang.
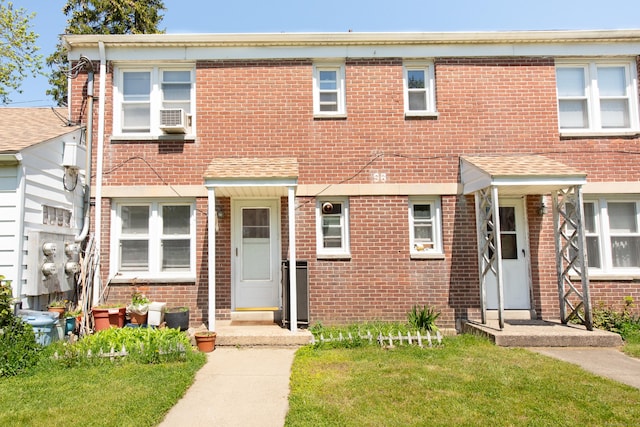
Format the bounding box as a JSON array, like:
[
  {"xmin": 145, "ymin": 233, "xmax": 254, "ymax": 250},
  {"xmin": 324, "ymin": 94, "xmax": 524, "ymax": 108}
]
[
  {"xmin": 460, "ymin": 155, "xmax": 587, "ymax": 196},
  {"xmin": 203, "ymin": 157, "xmax": 298, "ymax": 197}
]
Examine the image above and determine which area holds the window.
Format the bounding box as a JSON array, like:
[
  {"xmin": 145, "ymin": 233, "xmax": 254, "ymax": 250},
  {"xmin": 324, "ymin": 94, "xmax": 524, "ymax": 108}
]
[
  {"xmin": 313, "ymin": 64, "xmax": 346, "ymax": 116},
  {"xmin": 556, "ymin": 60, "xmax": 639, "ymax": 134},
  {"xmin": 409, "ymin": 198, "xmax": 443, "ymax": 257},
  {"xmin": 316, "ymin": 199, "xmax": 350, "ymax": 257},
  {"xmin": 112, "ymin": 200, "xmax": 195, "ymax": 278},
  {"xmin": 403, "ymin": 62, "xmax": 436, "ymax": 116},
  {"xmin": 114, "ymin": 66, "xmax": 195, "ymax": 136},
  {"xmin": 583, "ymin": 198, "xmax": 640, "ymax": 274}
]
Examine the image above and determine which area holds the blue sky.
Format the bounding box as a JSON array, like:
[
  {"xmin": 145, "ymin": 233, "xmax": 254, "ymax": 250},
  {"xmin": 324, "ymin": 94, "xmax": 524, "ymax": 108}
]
[{"xmin": 6, "ymin": 0, "xmax": 640, "ymax": 107}]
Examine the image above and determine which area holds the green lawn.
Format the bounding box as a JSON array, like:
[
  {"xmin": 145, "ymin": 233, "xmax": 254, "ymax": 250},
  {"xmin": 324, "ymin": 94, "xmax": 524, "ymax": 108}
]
[
  {"xmin": 0, "ymin": 353, "xmax": 205, "ymax": 426},
  {"xmin": 286, "ymin": 335, "xmax": 640, "ymax": 426}
]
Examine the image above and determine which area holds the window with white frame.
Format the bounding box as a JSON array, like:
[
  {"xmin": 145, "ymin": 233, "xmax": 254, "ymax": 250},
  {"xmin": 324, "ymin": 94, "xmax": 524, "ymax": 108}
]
[
  {"xmin": 583, "ymin": 198, "xmax": 640, "ymax": 273},
  {"xmin": 403, "ymin": 62, "xmax": 436, "ymax": 115},
  {"xmin": 316, "ymin": 199, "xmax": 350, "ymax": 257},
  {"xmin": 409, "ymin": 198, "xmax": 443, "ymax": 256},
  {"xmin": 114, "ymin": 66, "xmax": 195, "ymax": 136},
  {"xmin": 313, "ymin": 64, "xmax": 346, "ymax": 116},
  {"xmin": 112, "ymin": 200, "xmax": 196, "ymax": 278},
  {"xmin": 556, "ymin": 60, "xmax": 639, "ymax": 133}
]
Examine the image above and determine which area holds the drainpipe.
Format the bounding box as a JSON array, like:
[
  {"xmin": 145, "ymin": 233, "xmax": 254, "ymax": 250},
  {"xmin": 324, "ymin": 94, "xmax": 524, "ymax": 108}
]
[
  {"xmin": 93, "ymin": 41, "xmax": 107, "ymax": 305},
  {"xmin": 74, "ymin": 57, "xmax": 93, "ymax": 242}
]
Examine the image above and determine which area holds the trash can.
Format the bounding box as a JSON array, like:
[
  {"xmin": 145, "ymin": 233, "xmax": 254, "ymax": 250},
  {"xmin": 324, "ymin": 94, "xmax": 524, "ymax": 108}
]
[
  {"xmin": 18, "ymin": 310, "xmax": 60, "ymax": 346},
  {"xmin": 282, "ymin": 260, "xmax": 309, "ymax": 327}
]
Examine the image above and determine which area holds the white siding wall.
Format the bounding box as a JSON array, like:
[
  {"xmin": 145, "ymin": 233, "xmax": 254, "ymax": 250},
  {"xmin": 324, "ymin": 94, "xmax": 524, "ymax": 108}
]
[
  {"xmin": 0, "ymin": 165, "xmax": 20, "ymax": 292},
  {"xmin": 19, "ymin": 130, "xmax": 85, "ymax": 304}
]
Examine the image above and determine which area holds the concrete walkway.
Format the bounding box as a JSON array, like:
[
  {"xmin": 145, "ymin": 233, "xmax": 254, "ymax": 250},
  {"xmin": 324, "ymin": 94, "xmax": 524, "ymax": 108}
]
[
  {"xmin": 531, "ymin": 347, "xmax": 640, "ymax": 389},
  {"xmin": 159, "ymin": 347, "xmax": 297, "ymax": 427}
]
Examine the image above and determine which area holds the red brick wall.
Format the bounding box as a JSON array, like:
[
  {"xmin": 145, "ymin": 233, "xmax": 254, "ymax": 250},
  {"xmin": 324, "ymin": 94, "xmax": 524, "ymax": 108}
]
[{"xmin": 69, "ymin": 56, "xmax": 640, "ymax": 329}]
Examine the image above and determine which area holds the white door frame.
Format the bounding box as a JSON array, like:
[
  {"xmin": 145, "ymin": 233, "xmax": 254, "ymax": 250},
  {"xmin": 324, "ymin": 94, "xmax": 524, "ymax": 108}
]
[
  {"xmin": 231, "ymin": 198, "xmax": 281, "ymax": 310},
  {"xmin": 486, "ymin": 198, "xmax": 533, "ymax": 311}
]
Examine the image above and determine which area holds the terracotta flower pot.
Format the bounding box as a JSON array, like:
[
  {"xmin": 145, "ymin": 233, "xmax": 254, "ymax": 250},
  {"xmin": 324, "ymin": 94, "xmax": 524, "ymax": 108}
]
[
  {"xmin": 129, "ymin": 312, "xmax": 148, "ymax": 325},
  {"xmin": 195, "ymin": 332, "xmax": 217, "ymax": 352},
  {"xmin": 92, "ymin": 307, "xmax": 126, "ymax": 331},
  {"xmin": 48, "ymin": 306, "xmax": 65, "ymax": 318}
]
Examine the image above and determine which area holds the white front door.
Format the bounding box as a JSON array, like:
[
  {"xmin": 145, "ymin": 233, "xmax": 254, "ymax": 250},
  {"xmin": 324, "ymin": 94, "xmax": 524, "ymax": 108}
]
[
  {"xmin": 486, "ymin": 199, "xmax": 531, "ymax": 310},
  {"xmin": 232, "ymin": 199, "xmax": 280, "ymax": 310}
]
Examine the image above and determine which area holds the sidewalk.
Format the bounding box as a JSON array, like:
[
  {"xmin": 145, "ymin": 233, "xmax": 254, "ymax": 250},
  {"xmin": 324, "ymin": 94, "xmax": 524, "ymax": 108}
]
[
  {"xmin": 531, "ymin": 347, "xmax": 640, "ymax": 389},
  {"xmin": 159, "ymin": 347, "xmax": 297, "ymax": 427}
]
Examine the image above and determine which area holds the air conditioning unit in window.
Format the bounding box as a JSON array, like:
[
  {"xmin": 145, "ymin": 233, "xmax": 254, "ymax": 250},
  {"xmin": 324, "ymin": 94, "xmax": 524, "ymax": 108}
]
[{"xmin": 159, "ymin": 109, "xmax": 191, "ymax": 134}]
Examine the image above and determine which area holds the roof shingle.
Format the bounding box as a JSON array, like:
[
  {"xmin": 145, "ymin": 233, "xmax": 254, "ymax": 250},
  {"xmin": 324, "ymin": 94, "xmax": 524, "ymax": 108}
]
[{"xmin": 0, "ymin": 108, "xmax": 80, "ymax": 153}]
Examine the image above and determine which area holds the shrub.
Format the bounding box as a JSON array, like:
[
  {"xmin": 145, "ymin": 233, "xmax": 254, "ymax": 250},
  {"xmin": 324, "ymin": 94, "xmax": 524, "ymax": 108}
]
[
  {"xmin": 0, "ymin": 316, "xmax": 42, "ymax": 377},
  {"xmin": 0, "ymin": 276, "xmax": 43, "ymax": 377},
  {"xmin": 407, "ymin": 304, "xmax": 440, "ymax": 332},
  {"xmin": 49, "ymin": 326, "xmax": 195, "ymax": 366},
  {"xmin": 0, "ymin": 275, "xmax": 14, "ymax": 328}
]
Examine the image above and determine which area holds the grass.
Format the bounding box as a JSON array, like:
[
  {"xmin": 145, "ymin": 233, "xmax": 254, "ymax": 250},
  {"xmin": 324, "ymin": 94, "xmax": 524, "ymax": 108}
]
[
  {"xmin": 0, "ymin": 351, "xmax": 205, "ymax": 426},
  {"xmin": 286, "ymin": 334, "xmax": 640, "ymax": 426},
  {"xmin": 622, "ymin": 328, "xmax": 640, "ymax": 358}
]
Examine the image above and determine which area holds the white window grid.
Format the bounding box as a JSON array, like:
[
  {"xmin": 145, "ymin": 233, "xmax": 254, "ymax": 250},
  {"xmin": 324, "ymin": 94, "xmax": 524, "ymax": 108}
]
[
  {"xmin": 584, "ymin": 198, "xmax": 640, "ymax": 274},
  {"xmin": 111, "ymin": 200, "xmax": 196, "ymax": 278},
  {"xmin": 316, "ymin": 198, "xmax": 350, "ymax": 257},
  {"xmin": 312, "ymin": 63, "xmax": 346, "ymax": 116},
  {"xmin": 403, "ymin": 62, "xmax": 436, "ymax": 116},
  {"xmin": 408, "ymin": 198, "xmax": 443, "ymax": 255},
  {"xmin": 556, "ymin": 60, "xmax": 639, "ymax": 134},
  {"xmin": 114, "ymin": 65, "xmax": 195, "ymax": 136}
]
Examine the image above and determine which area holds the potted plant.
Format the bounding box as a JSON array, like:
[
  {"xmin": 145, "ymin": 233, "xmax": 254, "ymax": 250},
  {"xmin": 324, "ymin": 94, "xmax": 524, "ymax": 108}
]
[
  {"xmin": 194, "ymin": 331, "xmax": 217, "ymax": 352},
  {"xmin": 92, "ymin": 303, "xmax": 126, "ymax": 331},
  {"xmin": 164, "ymin": 306, "xmax": 190, "ymax": 331},
  {"xmin": 64, "ymin": 308, "xmax": 82, "ymax": 336},
  {"xmin": 47, "ymin": 299, "xmax": 67, "ymax": 318},
  {"xmin": 127, "ymin": 291, "xmax": 150, "ymax": 325}
]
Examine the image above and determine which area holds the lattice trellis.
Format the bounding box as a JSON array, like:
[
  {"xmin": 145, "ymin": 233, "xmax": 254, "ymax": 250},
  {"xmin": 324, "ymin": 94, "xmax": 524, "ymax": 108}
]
[
  {"xmin": 552, "ymin": 186, "xmax": 593, "ymax": 330},
  {"xmin": 475, "ymin": 187, "xmax": 504, "ymax": 329}
]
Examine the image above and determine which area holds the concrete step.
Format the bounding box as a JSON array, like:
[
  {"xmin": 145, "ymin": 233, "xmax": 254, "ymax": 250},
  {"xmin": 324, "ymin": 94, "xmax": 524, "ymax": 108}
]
[
  {"xmin": 214, "ymin": 321, "xmax": 313, "ymax": 347},
  {"xmin": 463, "ymin": 319, "xmax": 623, "ymax": 347},
  {"xmin": 230, "ymin": 310, "xmax": 276, "ymax": 325}
]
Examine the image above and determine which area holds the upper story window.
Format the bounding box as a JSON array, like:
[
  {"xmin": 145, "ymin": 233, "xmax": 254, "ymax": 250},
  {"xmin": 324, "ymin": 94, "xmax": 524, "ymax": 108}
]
[
  {"xmin": 313, "ymin": 63, "xmax": 346, "ymax": 117},
  {"xmin": 409, "ymin": 198, "xmax": 443, "ymax": 258},
  {"xmin": 583, "ymin": 198, "xmax": 640, "ymax": 275},
  {"xmin": 403, "ymin": 62, "xmax": 437, "ymax": 117},
  {"xmin": 114, "ymin": 65, "xmax": 195, "ymax": 137},
  {"xmin": 111, "ymin": 200, "xmax": 196, "ymax": 280},
  {"xmin": 556, "ymin": 60, "xmax": 639, "ymax": 135},
  {"xmin": 316, "ymin": 198, "xmax": 350, "ymax": 258}
]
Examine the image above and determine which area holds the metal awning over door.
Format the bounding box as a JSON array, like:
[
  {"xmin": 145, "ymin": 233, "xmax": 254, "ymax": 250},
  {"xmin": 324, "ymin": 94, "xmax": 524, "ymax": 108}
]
[{"xmin": 460, "ymin": 155, "xmax": 593, "ymax": 330}]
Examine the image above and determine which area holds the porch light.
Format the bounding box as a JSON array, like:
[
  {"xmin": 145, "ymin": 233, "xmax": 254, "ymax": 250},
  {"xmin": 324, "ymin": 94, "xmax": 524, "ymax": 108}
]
[{"xmin": 538, "ymin": 201, "xmax": 547, "ymax": 215}]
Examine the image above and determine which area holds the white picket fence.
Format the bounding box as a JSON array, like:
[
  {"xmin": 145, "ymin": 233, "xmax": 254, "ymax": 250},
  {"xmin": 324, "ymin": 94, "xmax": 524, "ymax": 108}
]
[
  {"xmin": 312, "ymin": 330, "xmax": 442, "ymax": 348},
  {"xmin": 53, "ymin": 343, "xmax": 187, "ymax": 360}
]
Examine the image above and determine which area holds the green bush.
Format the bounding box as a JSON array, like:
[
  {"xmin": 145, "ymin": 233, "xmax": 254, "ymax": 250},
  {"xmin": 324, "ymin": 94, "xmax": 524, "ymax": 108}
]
[
  {"xmin": 591, "ymin": 297, "xmax": 639, "ymax": 337},
  {"xmin": 0, "ymin": 275, "xmax": 14, "ymax": 328},
  {"xmin": 407, "ymin": 304, "xmax": 440, "ymax": 332},
  {"xmin": 0, "ymin": 316, "xmax": 42, "ymax": 377},
  {"xmin": 48, "ymin": 326, "xmax": 195, "ymax": 366},
  {"xmin": 0, "ymin": 276, "xmax": 43, "ymax": 377}
]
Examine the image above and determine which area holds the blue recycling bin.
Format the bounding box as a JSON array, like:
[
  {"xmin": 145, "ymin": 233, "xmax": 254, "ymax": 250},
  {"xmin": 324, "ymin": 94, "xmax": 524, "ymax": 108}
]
[{"xmin": 18, "ymin": 310, "xmax": 60, "ymax": 346}]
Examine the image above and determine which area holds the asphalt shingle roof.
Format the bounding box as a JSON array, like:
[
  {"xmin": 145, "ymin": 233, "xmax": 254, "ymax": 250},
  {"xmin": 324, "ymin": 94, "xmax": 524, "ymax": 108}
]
[
  {"xmin": 0, "ymin": 108, "xmax": 80, "ymax": 154},
  {"xmin": 204, "ymin": 157, "xmax": 299, "ymax": 179}
]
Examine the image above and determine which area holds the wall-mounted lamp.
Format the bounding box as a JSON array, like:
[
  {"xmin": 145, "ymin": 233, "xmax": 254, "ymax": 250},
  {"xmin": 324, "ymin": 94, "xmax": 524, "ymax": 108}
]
[
  {"xmin": 538, "ymin": 201, "xmax": 547, "ymax": 215},
  {"xmin": 216, "ymin": 206, "xmax": 224, "ymax": 218}
]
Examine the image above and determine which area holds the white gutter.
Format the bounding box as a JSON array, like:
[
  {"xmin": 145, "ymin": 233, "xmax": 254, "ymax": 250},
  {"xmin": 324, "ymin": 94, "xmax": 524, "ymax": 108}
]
[
  {"xmin": 14, "ymin": 154, "xmax": 25, "ymax": 308},
  {"xmin": 62, "ymin": 29, "xmax": 640, "ymax": 48},
  {"xmin": 93, "ymin": 41, "xmax": 106, "ymax": 305}
]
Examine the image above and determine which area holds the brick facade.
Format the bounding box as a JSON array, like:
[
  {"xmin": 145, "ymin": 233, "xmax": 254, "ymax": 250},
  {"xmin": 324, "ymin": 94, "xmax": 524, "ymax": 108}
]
[{"xmin": 68, "ymin": 35, "xmax": 640, "ymax": 330}]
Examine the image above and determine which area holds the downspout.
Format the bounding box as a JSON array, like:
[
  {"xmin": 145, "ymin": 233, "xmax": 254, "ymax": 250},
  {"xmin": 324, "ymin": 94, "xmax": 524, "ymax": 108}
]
[
  {"xmin": 93, "ymin": 41, "xmax": 107, "ymax": 305},
  {"xmin": 74, "ymin": 57, "xmax": 93, "ymax": 242}
]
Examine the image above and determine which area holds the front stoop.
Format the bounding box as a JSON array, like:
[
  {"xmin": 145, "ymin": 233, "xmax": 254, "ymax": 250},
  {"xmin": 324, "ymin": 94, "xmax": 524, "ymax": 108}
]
[
  {"xmin": 215, "ymin": 321, "xmax": 313, "ymax": 347},
  {"xmin": 463, "ymin": 319, "xmax": 623, "ymax": 347}
]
